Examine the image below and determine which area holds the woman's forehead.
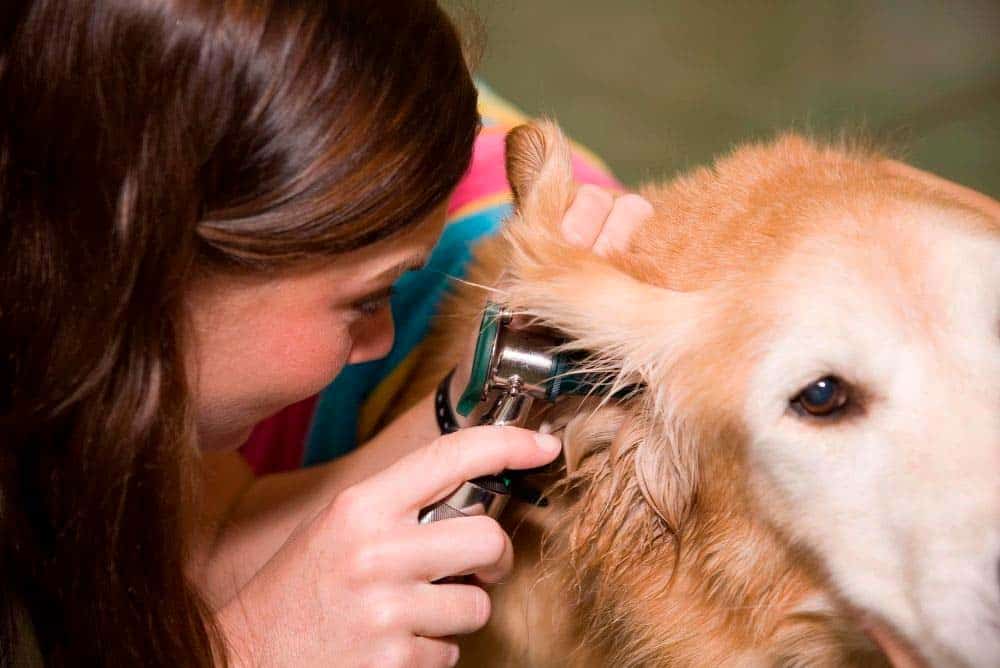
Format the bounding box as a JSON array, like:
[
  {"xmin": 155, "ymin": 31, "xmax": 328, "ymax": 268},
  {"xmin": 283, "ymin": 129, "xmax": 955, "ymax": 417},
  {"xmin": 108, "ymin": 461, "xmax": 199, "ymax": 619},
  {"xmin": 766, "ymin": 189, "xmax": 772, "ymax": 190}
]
[{"xmin": 345, "ymin": 201, "xmax": 448, "ymax": 270}]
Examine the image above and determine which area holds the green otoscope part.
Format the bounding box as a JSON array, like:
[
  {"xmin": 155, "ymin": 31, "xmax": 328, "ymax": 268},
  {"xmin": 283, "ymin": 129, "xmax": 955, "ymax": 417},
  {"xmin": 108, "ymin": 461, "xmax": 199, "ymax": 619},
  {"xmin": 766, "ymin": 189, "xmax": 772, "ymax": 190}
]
[{"xmin": 455, "ymin": 303, "xmax": 605, "ymax": 418}]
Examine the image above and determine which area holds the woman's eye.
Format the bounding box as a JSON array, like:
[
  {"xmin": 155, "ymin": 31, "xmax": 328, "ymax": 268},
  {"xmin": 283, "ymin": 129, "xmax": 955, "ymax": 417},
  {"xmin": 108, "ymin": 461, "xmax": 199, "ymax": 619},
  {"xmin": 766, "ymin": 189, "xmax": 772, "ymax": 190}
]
[
  {"xmin": 791, "ymin": 376, "xmax": 849, "ymax": 417},
  {"xmin": 353, "ymin": 287, "xmax": 395, "ymax": 318}
]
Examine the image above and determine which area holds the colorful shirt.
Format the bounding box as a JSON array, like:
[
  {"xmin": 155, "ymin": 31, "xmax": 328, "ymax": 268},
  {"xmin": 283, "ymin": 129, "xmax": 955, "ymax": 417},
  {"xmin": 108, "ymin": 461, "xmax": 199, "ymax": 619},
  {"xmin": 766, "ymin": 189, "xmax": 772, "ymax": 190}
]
[{"xmin": 240, "ymin": 84, "xmax": 620, "ymax": 475}]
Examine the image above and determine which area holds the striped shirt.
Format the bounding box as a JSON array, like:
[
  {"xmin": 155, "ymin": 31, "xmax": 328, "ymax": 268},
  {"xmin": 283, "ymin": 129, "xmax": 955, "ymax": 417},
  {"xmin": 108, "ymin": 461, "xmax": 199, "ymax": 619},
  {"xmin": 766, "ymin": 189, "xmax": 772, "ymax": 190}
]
[{"xmin": 240, "ymin": 83, "xmax": 620, "ymax": 474}]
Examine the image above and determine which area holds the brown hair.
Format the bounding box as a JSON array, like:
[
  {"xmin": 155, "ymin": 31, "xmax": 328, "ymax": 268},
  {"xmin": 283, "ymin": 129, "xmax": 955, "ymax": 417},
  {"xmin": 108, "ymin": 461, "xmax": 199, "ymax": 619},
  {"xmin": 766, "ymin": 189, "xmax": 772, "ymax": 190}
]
[{"xmin": 0, "ymin": 0, "xmax": 479, "ymax": 664}]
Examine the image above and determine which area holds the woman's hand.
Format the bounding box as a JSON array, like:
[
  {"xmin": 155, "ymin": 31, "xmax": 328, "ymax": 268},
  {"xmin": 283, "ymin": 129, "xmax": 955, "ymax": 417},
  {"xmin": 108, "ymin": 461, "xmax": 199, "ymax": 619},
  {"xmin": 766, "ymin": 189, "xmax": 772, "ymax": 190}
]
[
  {"xmin": 557, "ymin": 185, "xmax": 653, "ymax": 255},
  {"xmin": 219, "ymin": 426, "xmax": 561, "ymax": 667}
]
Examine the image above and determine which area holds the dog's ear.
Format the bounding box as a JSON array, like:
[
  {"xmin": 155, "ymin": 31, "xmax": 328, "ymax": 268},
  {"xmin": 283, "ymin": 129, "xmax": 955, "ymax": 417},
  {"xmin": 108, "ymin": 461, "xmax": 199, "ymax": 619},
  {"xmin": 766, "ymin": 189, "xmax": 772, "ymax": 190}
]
[
  {"xmin": 504, "ymin": 120, "xmax": 575, "ymax": 224},
  {"xmin": 500, "ymin": 122, "xmax": 709, "ymax": 397},
  {"xmin": 504, "ymin": 123, "xmax": 546, "ymax": 204},
  {"xmin": 502, "ymin": 121, "xmax": 708, "ymax": 532},
  {"xmin": 557, "ymin": 401, "xmax": 630, "ymax": 474}
]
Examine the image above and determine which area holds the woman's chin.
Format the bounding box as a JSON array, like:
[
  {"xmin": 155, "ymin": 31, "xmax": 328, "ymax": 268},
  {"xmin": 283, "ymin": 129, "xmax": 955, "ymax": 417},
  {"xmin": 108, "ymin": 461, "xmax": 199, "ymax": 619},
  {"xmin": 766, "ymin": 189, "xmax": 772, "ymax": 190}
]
[{"xmin": 197, "ymin": 423, "xmax": 256, "ymax": 453}]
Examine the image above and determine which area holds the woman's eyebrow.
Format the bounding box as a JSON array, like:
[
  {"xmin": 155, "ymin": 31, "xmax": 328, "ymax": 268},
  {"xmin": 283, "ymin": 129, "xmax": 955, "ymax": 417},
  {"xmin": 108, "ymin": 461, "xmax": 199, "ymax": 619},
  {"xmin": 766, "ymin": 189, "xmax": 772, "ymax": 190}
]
[{"xmin": 371, "ymin": 254, "xmax": 428, "ymax": 282}]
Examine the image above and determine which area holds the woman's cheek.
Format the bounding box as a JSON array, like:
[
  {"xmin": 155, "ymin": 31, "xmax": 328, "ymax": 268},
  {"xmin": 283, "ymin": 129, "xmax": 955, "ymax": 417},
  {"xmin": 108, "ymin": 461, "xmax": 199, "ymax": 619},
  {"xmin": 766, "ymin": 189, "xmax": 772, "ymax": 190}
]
[
  {"xmin": 303, "ymin": 324, "xmax": 355, "ymax": 393},
  {"xmin": 263, "ymin": 320, "xmax": 355, "ymax": 406}
]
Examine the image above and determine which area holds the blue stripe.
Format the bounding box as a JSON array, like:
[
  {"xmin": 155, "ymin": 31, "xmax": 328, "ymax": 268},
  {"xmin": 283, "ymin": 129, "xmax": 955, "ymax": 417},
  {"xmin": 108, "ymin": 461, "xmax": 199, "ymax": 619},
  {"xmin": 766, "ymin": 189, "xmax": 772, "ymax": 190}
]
[{"xmin": 303, "ymin": 203, "xmax": 513, "ymax": 465}]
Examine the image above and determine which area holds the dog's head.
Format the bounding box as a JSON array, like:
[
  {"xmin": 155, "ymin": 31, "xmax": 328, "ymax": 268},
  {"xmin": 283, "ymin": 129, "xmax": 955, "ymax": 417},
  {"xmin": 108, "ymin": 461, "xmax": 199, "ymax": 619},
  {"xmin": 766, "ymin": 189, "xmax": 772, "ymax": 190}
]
[{"xmin": 501, "ymin": 121, "xmax": 1000, "ymax": 666}]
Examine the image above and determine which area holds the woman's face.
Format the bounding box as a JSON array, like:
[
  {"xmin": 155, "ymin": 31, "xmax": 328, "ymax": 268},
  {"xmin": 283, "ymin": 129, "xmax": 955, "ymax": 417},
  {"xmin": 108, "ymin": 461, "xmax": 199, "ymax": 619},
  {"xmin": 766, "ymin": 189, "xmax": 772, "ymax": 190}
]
[{"xmin": 186, "ymin": 206, "xmax": 447, "ymax": 451}]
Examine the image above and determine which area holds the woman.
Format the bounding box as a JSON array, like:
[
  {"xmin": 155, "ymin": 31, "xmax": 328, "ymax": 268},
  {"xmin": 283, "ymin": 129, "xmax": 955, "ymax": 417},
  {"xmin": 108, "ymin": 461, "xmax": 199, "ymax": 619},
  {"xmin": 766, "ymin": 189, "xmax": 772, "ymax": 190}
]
[{"xmin": 0, "ymin": 1, "xmax": 648, "ymax": 665}]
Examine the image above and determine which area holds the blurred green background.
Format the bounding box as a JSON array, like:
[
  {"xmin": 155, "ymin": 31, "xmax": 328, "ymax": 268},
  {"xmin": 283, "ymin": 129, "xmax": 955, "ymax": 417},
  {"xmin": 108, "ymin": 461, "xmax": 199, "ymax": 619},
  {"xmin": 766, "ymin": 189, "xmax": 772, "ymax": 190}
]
[{"xmin": 445, "ymin": 1, "xmax": 1000, "ymax": 197}]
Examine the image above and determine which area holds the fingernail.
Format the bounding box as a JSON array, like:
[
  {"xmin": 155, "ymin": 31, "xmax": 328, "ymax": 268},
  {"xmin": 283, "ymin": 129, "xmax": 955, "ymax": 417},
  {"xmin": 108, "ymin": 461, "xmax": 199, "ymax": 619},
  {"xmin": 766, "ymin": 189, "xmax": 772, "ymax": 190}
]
[
  {"xmin": 449, "ymin": 644, "xmax": 460, "ymax": 667},
  {"xmin": 534, "ymin": 433, "xmax": 562, "ymax": 454}
]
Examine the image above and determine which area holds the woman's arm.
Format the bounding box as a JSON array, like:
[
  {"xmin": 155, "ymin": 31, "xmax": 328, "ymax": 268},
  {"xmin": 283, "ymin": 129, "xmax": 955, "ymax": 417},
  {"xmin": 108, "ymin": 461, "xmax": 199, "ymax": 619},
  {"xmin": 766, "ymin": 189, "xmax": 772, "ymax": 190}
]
[{"xmin": 217, "ymin": 425, "xmax": 560, "ymax": 667}]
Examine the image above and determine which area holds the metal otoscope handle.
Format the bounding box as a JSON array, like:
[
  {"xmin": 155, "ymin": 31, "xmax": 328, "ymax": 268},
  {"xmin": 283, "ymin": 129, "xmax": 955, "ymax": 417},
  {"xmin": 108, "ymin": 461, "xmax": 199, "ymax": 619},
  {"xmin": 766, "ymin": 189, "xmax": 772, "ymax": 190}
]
[
  {"xmin": 417, "ymin": 300, "xmax": 633, "ymax": 527},
  {"xmin": 418, "ymin": 302, "xmax": 569, "ymax": 526},
  {"xmin": 418, "ymin": 383, "xmax": 532, "ymax": 524}
]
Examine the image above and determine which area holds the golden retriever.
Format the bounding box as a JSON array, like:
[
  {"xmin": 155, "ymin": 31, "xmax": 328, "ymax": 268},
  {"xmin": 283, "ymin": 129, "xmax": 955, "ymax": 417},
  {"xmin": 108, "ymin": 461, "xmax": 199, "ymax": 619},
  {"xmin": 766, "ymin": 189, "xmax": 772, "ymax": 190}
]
[{"xmin": 399, "ymin": 121, "xmax": 1000, "ymax": 667}]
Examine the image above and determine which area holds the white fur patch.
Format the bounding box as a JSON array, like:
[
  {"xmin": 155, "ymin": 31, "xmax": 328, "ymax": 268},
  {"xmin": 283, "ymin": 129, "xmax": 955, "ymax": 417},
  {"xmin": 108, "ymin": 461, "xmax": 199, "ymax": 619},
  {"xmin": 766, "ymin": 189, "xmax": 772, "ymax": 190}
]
[{"xmin": 743, "ymin": 204, "xmax": 1000, "ymax": 666}]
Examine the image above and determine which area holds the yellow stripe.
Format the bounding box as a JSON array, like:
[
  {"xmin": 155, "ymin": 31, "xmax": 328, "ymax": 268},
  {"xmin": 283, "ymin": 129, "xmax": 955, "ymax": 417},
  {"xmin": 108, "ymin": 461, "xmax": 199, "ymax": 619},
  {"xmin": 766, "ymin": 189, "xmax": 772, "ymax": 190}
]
[
  {"xmin": 569, "ymin": 140, "xmax": 617, "ymax": 176},
  {"xmin": 478, "ymin": 91, "xmax": 618, "ymax": 179},
  {"xmin": 356, "ymin": 346, "xmax": 424, "ymax": 442},
  {"xmin": 478, "ymin": 86, "xmax": 529, "ymax": 128},
  {"xmin": 448, "ymin": 192, "xmax": 514, "ymax": 223}
]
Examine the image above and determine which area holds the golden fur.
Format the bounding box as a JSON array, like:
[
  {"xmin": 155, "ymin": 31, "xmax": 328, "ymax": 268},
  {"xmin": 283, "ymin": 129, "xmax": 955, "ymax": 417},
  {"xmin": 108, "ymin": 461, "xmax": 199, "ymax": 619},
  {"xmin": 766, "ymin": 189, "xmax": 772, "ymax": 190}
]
[{"xmin": 394, "ymin": 122, "xmax": 1000, "ymax": 666}]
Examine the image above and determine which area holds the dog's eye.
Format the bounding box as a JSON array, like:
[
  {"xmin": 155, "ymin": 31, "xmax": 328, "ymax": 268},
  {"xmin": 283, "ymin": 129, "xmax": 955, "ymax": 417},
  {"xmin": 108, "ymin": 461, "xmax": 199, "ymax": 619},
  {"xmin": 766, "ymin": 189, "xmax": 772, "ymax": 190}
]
[{"xmin": 791, "ymin": 376, "xmax": 849, "ymax": 417}]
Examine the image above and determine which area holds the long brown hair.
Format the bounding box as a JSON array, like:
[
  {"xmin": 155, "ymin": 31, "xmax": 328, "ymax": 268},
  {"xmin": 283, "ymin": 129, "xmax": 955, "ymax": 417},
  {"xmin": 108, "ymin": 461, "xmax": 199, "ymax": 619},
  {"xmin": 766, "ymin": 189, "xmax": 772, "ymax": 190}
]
[{"xmin": 0, "ymin": 1, "xmax": 479, "ymax": 664}]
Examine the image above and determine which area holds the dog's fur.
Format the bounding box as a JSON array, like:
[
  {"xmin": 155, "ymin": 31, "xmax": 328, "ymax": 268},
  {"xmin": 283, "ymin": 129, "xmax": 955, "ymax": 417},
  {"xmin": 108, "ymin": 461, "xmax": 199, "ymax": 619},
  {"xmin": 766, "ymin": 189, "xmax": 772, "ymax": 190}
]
[{"xmin": 399, "ymin": 122, "xmax": 1000, "ymax": 666}]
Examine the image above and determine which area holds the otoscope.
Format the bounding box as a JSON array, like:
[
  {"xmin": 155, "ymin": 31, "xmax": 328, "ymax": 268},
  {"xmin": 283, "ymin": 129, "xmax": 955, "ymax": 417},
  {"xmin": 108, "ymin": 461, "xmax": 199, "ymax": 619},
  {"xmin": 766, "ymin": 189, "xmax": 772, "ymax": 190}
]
[{"xmin": 418, "ymin": 302, "xmax": 606, "ymax": 524}]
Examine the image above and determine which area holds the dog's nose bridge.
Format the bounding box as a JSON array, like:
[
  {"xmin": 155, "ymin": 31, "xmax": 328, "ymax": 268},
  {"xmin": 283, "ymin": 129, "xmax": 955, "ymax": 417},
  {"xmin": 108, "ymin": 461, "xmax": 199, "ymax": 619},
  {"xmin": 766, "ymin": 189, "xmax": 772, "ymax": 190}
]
[
  {"xmin": 995, "ymin": 556, "xmax": 1000, "ymax": 603},
  {"xmin": 901, "ymin": 389, "xmax": 1000, "ymax": 537}
]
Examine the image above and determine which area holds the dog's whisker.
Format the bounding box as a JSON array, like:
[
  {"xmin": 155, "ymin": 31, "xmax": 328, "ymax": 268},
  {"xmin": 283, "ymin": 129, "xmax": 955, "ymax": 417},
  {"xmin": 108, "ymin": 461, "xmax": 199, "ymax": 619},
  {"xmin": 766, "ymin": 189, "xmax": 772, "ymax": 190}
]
[{"xmin": 439, "ymin": 271, "xmax": 507, "ymax": 295}]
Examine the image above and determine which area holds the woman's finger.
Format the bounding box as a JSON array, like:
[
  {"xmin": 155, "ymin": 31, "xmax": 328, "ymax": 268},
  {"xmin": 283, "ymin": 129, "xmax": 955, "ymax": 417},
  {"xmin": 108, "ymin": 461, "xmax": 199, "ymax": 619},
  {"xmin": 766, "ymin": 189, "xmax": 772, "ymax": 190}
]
[
  {"xmin": 560, "ymin": 184, "xmax": 614, "ymax": 248},
  {"xmin": 366, "ymin": 426, "xmax": 561, "ymax": 518},
  {"xmin": 592, "ymin": 193, "xmax": 653, "ymax": 256},
  {"xmin": 382, "ymin": 637, "xmax": 460, "ymax": 668},
  {"xmin": 410, "ymin": 582, "xmax": 493, "ymax": 638},
  {"xmin": 386, "ymin": 515, "xmax": 513, "ymax": 583}
]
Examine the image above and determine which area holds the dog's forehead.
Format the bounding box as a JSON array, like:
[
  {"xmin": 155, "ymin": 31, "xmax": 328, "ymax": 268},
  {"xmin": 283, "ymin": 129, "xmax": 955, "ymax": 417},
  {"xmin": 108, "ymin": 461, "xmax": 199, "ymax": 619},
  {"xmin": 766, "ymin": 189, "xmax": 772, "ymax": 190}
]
[
  {"xmin": 628, "ymin": 136, "xmax": 999, "ymax": 296},
  {"xmin": 769, "ymin": 201, "xmax": 1000, "ymax": 341},
  {"xmin": 629, "ymin": 161, "xmax": 1000, "ymax": 339}
]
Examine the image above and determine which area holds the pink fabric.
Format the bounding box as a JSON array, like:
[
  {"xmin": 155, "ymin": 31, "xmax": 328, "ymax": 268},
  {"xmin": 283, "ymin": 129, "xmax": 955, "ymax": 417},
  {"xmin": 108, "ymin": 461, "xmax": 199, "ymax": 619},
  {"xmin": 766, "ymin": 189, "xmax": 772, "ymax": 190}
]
[
  {"xmin": 447, "ymin": 131, "xmax": 621, "ymax": 216},
  {"xmin": 240, "ymin": 396, "xmax": 317, "ymax": 476}
]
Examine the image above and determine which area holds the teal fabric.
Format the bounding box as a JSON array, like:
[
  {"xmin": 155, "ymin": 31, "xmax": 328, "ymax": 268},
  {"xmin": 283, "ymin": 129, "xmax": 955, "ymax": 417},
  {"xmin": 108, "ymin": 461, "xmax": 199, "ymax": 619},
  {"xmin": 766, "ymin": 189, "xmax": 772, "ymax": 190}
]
[{"xmin": 303, "ymin": 203, "xmax": 511, "ymax": 465}]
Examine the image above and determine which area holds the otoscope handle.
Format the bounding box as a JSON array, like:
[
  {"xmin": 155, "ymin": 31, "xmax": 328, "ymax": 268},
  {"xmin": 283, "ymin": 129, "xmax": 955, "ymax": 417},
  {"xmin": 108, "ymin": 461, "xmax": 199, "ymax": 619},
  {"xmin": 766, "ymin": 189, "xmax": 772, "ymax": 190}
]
[
  {"xmin": 418, "ymin": 386, "xmax": 529, "ymax": 524},
  {"xmin": 417, "ymin": 475, "xmax": 511, "ymax": 524}
]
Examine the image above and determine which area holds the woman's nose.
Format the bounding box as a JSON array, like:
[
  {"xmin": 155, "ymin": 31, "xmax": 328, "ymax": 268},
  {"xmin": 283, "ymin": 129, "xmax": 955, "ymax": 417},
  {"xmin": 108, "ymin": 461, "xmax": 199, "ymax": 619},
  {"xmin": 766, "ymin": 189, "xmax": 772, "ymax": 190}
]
[{"xmin": 347, "ymin": 309, "xmax": 395, "ymax": 365}]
